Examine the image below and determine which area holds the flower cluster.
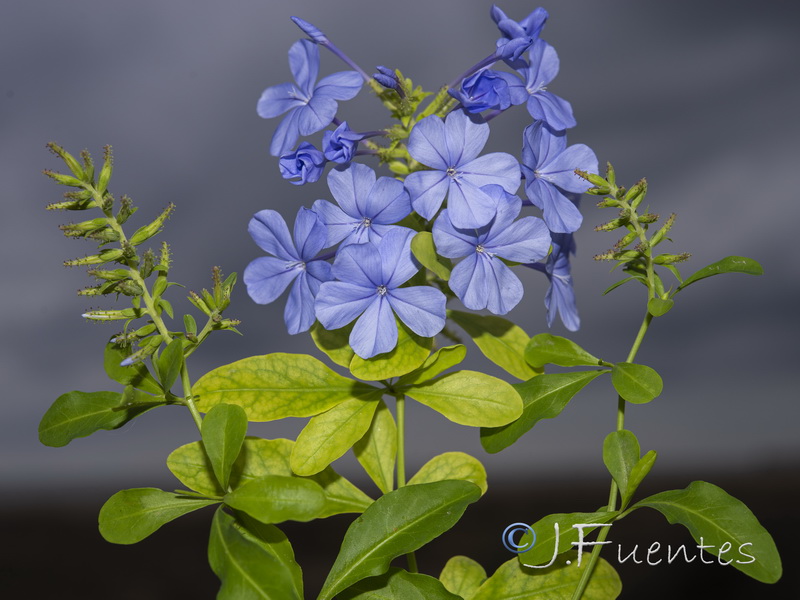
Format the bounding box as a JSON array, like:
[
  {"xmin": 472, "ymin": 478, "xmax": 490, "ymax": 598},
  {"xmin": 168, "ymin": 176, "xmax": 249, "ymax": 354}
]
[{"xmin": 246, "ymin": 6, "xmax": 598, "ymax": 358}]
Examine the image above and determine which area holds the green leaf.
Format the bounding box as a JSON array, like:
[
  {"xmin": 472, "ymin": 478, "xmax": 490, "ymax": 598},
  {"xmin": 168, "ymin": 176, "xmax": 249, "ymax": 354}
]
[
  {"xmin": 339, "ymin": 567, "xmax": 462, "ymax": 600},
  {"xmin": 524, "ymin": 334, "xmax": 602, "ymax": 368},
  {"xmin": 156, "ymin": 338, "xmax": 184, "ymax": 391},
  {"xmin": 290, "ymin": 398, "xmax": 378, "ymax": 476},
  {"xmin": 408, "ymin": 451, "xmax": 487, "ymax": 495},
  {"xmin": 622, "ymin": 450, "xmax": 657, "ymax": 509},
  {"xmin": 193, "ymin": 353, "xmax": 380, "ymax": 421},
  {"xmin": 353, "ymin": 400, "xmax": 397, "ymax": 494},
  {"xmin": 168, "ymin": 438, "xmax": 372, "ymax": 516},
  {"xmin": 611, "ymin": 362, "xmax": 663, "ymax": 404},
  {"xmin": 224, "ymin": 475, "xmax": 326, "ymax": 524},
  {"xmin": 318, "ymin": 481, "xmax": 482, "ymax": 600},
  {"xmin": 647, "ymin": 297, "xmax": 674, "ymax": 317},
  {"xmin": 439, "ymin": 555, "xmax": 487, "ymax": 599},
  {"xmin": 202, "ymin": 403, "xmax": 248, "ymax": 490},
  {"xmin": 403, "ymin": 371, "xmax": 522, "ymax": 427},
  {"xmin": 602, "ymin": 276, "xmax": 638, "ymax": 296},
  {"xmin": 633, "ymin": 481, "xmax": 782, "ymax": 583},
  {"xmin": 474, "ymin": 553, "xmax": 621, "ymax": 600},
  {"xmin": 209, "ymin": 508, "xmax": 302, "ymax": 600},
  {"xmin": 517, "ymin": 512, "xmax": 618, "ymax": 568},
  {"xmin": 39, "ymin": 389, "xmax": 163, "ymax": 447},
  {"xmin": 411, "ymin": 231, "xmax": 452, "ymax": 280},
  {"xmin": 481, "ymin": 371, "xmax": 605, "ymax": 453},
  {"xmin": 397, "ymin": 344, "xmax": 467, "ymax": 386},
  {"xmin": 310, "ymin": 321, "xmax": 355, "ymax": 368},
  {"xmin": 677, "ymin": 256, "xmax": 763, "ymax": 291},
  {"xmin": 98, "ymin": 488, "xmax": 217, "ymax": 544},
  {"xmin": 349, "ymin": 320, "xmax": 432, "ymax": 380},
  {"xmin": 603, "ymin": 430, "xmax": 640, "ymax": 505},
  {"xmin": 103, "ymin": 342, "xmax": 162, "ymax": 394},
  {"xmin": 448, "ymin": 310, "xmax": 541, "ymax": 380}
]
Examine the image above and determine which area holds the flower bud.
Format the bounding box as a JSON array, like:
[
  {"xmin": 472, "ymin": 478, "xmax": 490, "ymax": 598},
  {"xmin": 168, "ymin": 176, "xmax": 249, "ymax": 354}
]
[
  {"xmin": 81, "ymin": 307, "xmax": 144, "ymax": 321},
  {"xmin": 290, "ymin": 16, "xmax": 329, "ymax": 44},
  {"xmin": 129, "ymin": 203, "xmax": 175, "ymax": 246},
  {"xmin": 637, "ymin": 213, "xmax": 659, "ymax": 224},
  {"xmin": 64, "ymin": 248, "xmax": 124, "ymax": 267},
  {"xmin": 279, "ymin": 143, "xmax": 326, "ymax": 184},
  {"xmin": 650, "ymin": 213, "xmax": 676, "ymax": 246},
  {"xmin": 654, "ymin": 252, "xmax": 691, "ymax": 264},
  {"xmin": 97, "ymin": 145, "xmax": 113, "ymax": 194},
  {"xmin": 47, "ymin": 142, "xmax": 86, "ymax": 181},
  {"xmin": 43, "ymin": 169, "xmax": 84, "ymax": 188},
  {"xmin": 116, "ymin": 195, "xmax": 136, "ymax": 224},
  {"xmin": 625, "ymin": 178, "xmax": 648, "ymax": 209},
  {"xmin": 605, "ymin": 162, "xmax": 616, "ymax": 187}
]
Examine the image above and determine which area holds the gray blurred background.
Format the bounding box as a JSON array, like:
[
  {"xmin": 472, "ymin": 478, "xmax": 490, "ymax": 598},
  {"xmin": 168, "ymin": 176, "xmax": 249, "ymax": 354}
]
[{"xmin": 2, "ymin": 0, "xmax": 798, "ymax": 597}]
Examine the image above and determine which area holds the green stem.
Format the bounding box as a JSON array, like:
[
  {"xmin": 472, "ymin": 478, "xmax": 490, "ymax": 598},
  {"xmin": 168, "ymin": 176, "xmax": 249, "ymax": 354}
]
[
  {"xmin": 571, "ymin": 311, "xmax": 653, "ymax": 600},
  {"xmin": 395, "ymin": 393, "xmax": 419, "ymax": 573}
]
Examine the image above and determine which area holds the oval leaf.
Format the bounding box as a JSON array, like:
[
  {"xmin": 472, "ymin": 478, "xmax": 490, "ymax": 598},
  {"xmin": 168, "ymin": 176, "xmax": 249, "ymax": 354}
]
[
  {"xmin": 99, "ymin": 488, "xmax": 217, "ymax": 544},
  {"xmin": 481, "ymin": 371, "xmax": 605, "ymax": 454},
  {"xmin": 339, "ymin": 567, "xmax": 462, "ymax": 600},
  {"xmin": 290, "ymin": 398, "xmax": 378, "ymax": 476},
  {"xmin": 677, "ymin": 256, "xmax": 763, "ymax": 291},
  {"xmin": 224, "ymin": 474, "xmax": 326, "ymax": 524},
  {"xmin": 408, "ymin": 451, "xmax": 487, "ymax": 495},
  {"xmin": 517, "ymin": 512, "xmax": 618, "ymax": 568},
  {"xmin": 397, "ymin": 344, "xmax": 467, "ymax": 387},
  {"xmin": 353, "ymin": 400, "xmax": 397, "ymax": 494},
  {"xmin": 403, "ymin": 371, "xmax": 522, "ymax": 428},
  {"xmin": 311, "ymin": 321, "xmax": 355, "ymax": 368},
  {"xmin": 633, "ymin": 481, "xmax": 782, "ymax": 583},
  {"xmin": 622, "ymin": 450, "xmax": 657, "ymax": 509},
  {"xmin": 318, "ymin": 480, "xmax": 481, "ymax": 600},
  {"xmin": 202, "ymin": 403, "xmax": 248, "ymax": 490},
  {"xmin": 104, "ymin": 342, "xmax": 162, "ymax": 394},
  {"xmin": 525, "ymin": 333, "xmax": 602, "ymax": 368},
  {"xmin": 449, "ymin": 310, "xmax": 540, "ymax": 380},
  {"xmin": 349, "ymin": 320, "xmax": 432, "ymax": 380},
  {"xmin": 603, "ymin": 430, "xmax": 640, "ymax": 503},
  {"xmin": 411, "ymin": 231, "xmax": 452, "ymax": 280},
  {"xmin": 611, "ymin": 362, "xmax": 663, "ymax": 404},
  {"xmin": 156, "ymin": 338, "xmax": 184, "ymax": 391},
  {"xmin": 209, "ymin": 508, "xmax": 302, "ymax": 600},
  {"xmin": 647, "ymin": 297, "xmax": 674, "ymax": 317},
  {"xmin": 439, "ymin": 555, "xmax": 487, "ymax": 599},
  {"xmin": 193, "ymin": 353, "xmax": 380, "ymax": 421}
]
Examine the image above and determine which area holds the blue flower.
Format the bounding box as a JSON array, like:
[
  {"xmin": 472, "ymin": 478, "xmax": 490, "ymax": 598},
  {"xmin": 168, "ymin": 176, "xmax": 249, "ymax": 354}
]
[
  {"xmin": 517, "ymin": 40, "xmax": 576, "ymax": 131},
  {"xmin": 405, "ymin": 109, "xmax": 520, "ymax": 229},
  {"xmin": 545, "ymin": 232, "xmax": 580, "ymax": 331},
  {"xmin": 313, "ymin": 163, "xmax": 411, "ymax": 247},
  {"xmin": 490, "ymin": 5, "xmax": 548, "ymax": 60},
  {"xmin": 521, "ymin": 121, "xmax": 597, "ymax": 233},
  {"xmin": 244, "ymin": 208, "xmax": 333, "ymax": 335},
  {"xmin": 433, "ymin": 185, "xmax": 550, "ymax": 314},
  {"xmin": 279, "ymin": 142, "xmax": 326, "ymax": 185},
  {"xmin": 322, "ymin": 121, "xmax": 364, "ymax": 163},
  {"xmin": 449, "ymin": 68, "xmax": 527, "ymax": 114},
  {"xmin": 315, "ymin": 228, "xmax": 446, "ymax": 359},
  {"xmin": 257, "ymin": 39, "xmax": 362, "ymax": 157}
]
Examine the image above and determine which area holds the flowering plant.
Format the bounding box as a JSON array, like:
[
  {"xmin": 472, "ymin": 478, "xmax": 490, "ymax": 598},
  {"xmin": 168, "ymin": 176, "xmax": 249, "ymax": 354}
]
[{"xmin": 39, "ymin": 6, "xmax": 781, "ymax": 599}]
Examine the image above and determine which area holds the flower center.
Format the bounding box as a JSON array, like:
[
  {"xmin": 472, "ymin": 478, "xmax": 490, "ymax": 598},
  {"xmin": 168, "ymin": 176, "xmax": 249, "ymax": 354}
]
[
  {"xmin": 446, "ymin": 166, "xmax": 458, "ymax": 178},
  {"xmin": 376, "ymin": 284, "xmax": 388, "ymax": 296},
  {"xmin": 362, "ymin": 217, "xmax": 372, "ymax": 227},
  {"xmin": 287, "ymin": 260, "xmax": 306, "ymax": 271},
  {"xmin": 476, "ymin": 244, "xmax": 485, "ymax": 254}
]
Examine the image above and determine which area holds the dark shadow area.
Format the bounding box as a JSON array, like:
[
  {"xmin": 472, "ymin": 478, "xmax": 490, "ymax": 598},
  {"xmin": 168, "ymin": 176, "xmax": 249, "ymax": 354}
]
[{"xmin": 2, "ymin": 466, "xmax": 796, "ymax": 598}]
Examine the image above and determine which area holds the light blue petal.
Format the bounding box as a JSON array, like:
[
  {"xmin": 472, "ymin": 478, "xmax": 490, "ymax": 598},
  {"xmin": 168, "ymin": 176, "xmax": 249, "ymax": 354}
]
[
  {"xmin": 377, "ymin": 228, "xmax": 418, "ymax": 288},
  {"xmin": 387, "ymin": 286, "xmax": 446, "ymax": 338},
  {"xmin": 448, "ymin": 253, "xmax": 486, "ymax": 310},
  {"xmin": 350, "ymin": 296, "xmax": 397, "ymax": 359},
  {"xmin": 244, "ymin": 256, "xmax": 300, "ymax": 304},
  {"xmin": 332, "ymin": 242, "xmax": 382, "ymax": 288},
  {"xmin": 365, "ymin": 176, "xmax": 410, "ymax": 224},
  {"xmin": 288, "ymin": 39, "xmax": 319, "ymax": 95},
  {"xmin": 530, "ymin": 181, "xmax": 583, "ymax": 233},
  {"xmin": 311, "ymin": 199, "xmax": 356, "ymax": 247},
  {"xmin": 315, "ymin": 281, "xmax": 375, "ymax": 330},
  {"xmin": 527, "ymin": 91, "xmax": 576, "ymax": 131},
  {"xmin": 248, "ymin": 210, "xmax": 299, "ymax": 261},
  {"xmin": 407, "ymin": 115, "xmax": 450, "ymax": 170},
  {"xmin": 484, "ymin": 259, "xmax": 523, "ymax": 315},
  {"xmin": 447, "ymin": 178, "xmax": 499, "ymax": 229},
  {"xmin": 270, "ymin": 108, "xmax": 303, "ymax": 157},
  {"xmin": 305, "ymin": 259, "xmax": 333, "ymax": 291},
  {"xmin": 285, "ymin": 272, "xmax": 317, "ymax": 335},
  {"xmin": 293, "ymin": 207, "xmax": 328, "ymax": 260},
  {"xmin": 406, "ymin": 170, "xmax": 449, "ymax": 220},
  {"xmin": 328, "ymin": 163, "xmax": 376, "ymax": 218},
  {"xmin": 297, "ymin": 95, "xmax": 338, "ymax": 136},
  {"xmin": 315, "ymin": 71, "xmax": 363, "ymax": 100},
  {"xmin": 521, "ymin": 121, "xmax": 566, "ymax": 169},
  {"xmin": 546, "ymin": 274, "xmax": 580, "ymax": 331},
  {"xmin": 540, "ymin": 143, "xmax": 598, "ymax": 192},
  {"xmin": 445, "ymin": 109, "xmax": 489, "ymax": 166},
  {"xmin": 459, "ymin": 152, "xmax": 521, "ymax": 193},
  {"xmin": 487, "ymin": 215, "xmax": 551, "ymax": 262},
  {"xmin": 525, "ymin": 40, "xmax": 559, "ymax": 89},
  {"xmin": 432, "ymin": 209, "xmax": 478, "ymax": 259},
  {"xmin": 257, "ymin": 82, "xmax": 306, "ymax": 119}
]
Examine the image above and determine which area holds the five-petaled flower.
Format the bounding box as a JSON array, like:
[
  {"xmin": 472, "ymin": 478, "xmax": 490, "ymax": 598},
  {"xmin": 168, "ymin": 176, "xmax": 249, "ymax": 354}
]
[
  {"xmin": 315, "ymin": 228, "xmax": 447, "ymax": 359},
  {"xmin": 244, "ymin": 208, "xmax": 333, "ymax": 335},
  {"xmin": 521, "ymin": 121, "xmax": 597, "ymax": 233},
  {"xmin": 257, "ymin": 39, "xmax": 362, "ymax": 156},
  {"xmin": 433, "ymin": 185, "xmax": 550, "ymax": 314},
  {"xmin": 405, "ymin": 109, "xmax": 520, "ymax": 229}
]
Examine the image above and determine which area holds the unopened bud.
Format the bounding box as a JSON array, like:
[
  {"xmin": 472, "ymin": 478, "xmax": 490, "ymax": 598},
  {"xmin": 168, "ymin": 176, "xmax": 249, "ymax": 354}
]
[
  {"xmin": 613, "ymin": 249, "xmax": 642, "ymax": 262},
  {"xmin": 605, "ymin": 162, "xmax": 616, "ymax": 186},
  {"xmin": 129, "ymin": 203, "xmax": 175, "ymax": 246},
  {"xmin": 81, "ymin": 307, "xmax": 143, "ymax": 321},
  {"xmin": 97, "ymin": 145, "xmax": 113, "ymax": 193},
  {"xmin": 140, "ymin": 250, "xmax": 155, "ymax": 278},
  {"xmin": 47, "ymin": 143, "xmax": 86, "ymax": 180},
  {"xmin": 88, "ymin": 268, "xmax": 129, "ymax": 282},
  {"xmin": 64, "ymin": 248, "xmax": 124, "ymax": 267},
  {"xmin": 596, "ymin": 198, "xmax": 620, "ymax": 208},
  {"xmin": 80, "ymin": 149, "xmax": 94, "ymax": 184},
  {"xmin": 290, "ymin": 16, "xmax": 329, "ymax": 43},
  {"xmin": 651, "ymin": 213, "xmax": 676, "ymax": 246},
  {"xmin": 575, "ymin": 169, "xmax": 608, "ymax": 188},
  {"xmin": 43, "ymin": 169, "xmax": 84, "ymax": 187},
  {"xmin": 188, "ymin": 290, "xmax": 212, "ymax": 316},
  {"xmin": 625, "ymin": 179, "xmax": 647, "ymax": 209},
  {"xmin": 116, "ymin": 195, "xmax": 136, "ymax": 224},
  {"xmin": 637, "ymin": 213, "xmax": 659, "ymax": 224},
  {"xmin": 615, "ymin": 231, "xmax": 638, "ymax": 249},
  {"xmin": 654, "ymin": 252, "xmax": 691, "ymax": 265},
  {"xmin": 78, "ymin": 286, "xmax": 103, "ymax": 297}
]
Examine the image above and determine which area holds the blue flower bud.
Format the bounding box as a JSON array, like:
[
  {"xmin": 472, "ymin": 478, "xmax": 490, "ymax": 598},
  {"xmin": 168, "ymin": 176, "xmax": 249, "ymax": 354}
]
[
  {"xmin": 373, "ymin": 73, "xmax": 400, "ymax": 91},
  {"xmin": 322, "ymin": 122, "xmax": 364, "ymax": 164},
  {"xmin": 279, "ymin": 142, "xmax": 326, "ymax": 185},
  {"xmin": 290, "ymin": 16, "xmax": 329, "ymax": 44},
  {"xmin": 449, "ymin": 69, "xmax": 526, "ymax": 113},
  {"xmin": 496, "ymin": 36, "xmax": 534, "ymax": 61}
]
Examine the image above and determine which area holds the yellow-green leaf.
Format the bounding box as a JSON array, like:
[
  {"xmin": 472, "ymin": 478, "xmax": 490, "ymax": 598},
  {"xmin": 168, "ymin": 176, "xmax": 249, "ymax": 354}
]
[
  {"xmin": 349, "ymin": 321, "xmax": 433, "ymax": 380},
  {"xmin": 353, "ymin": 400, "xmax": 397, "ymax": 494},
  {"xmin": 408, "ymin": 451, "xmax": 487, "ymax": 495}
]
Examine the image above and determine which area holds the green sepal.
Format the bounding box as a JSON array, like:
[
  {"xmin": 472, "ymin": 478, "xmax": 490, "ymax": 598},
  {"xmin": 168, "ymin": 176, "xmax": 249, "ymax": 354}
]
[
  {"xmin": 290, "ymin": 398, "xmax": 379, "ymax": 476},
  {"xmin": 611, "ymin": 362, "xmax": 663, "ymax": 404},
  {"xmin": 202, "ymin": 403, "xmax": 248, "ymax": 490},
  {"xmin": 318, "ymin": 480, "xmax": 481, "ymax": 600},
  {"xmin": 349, "ymin": 320, "xmax": 432, "ymax": 380},
  {"xmin": 155, "ymin": 338, "xmax": 184, "ymax": 391},
  {"xmin": 353, "ymin": 400, "xmax": 397, "ymax": 494},
  {"xmin": 209, "ymin": 508, "xmax": 303, "ymax": 600},
  {"xmin": 632, "ymin": 481, "xmax": 782, "ymax": 583},
  {"xmin": 408, "ymin": 451, "xmax": 487, "ymax": 495},
  {"xmin": 223, "ymin": 475, "xmax": 326, "ymax": 524},
  {"xmin": 439, "ymin": 555, "xmax": 487, "ymax": 599},
  {"xmin": 98, "ymin": 487, "xmax": 217, "ymax": 544},
  {"xmin": 481, "ymin": 371, "xmax": 605, "ymax": 453},
  {"xmin": 448, "ymin": 310, "xmax": 541, "ymax": 380},
  {"xmin": 311, "ymin": 321, "xmax": 355, "ymax": 368},
  {"xmin": 517, "ymin": 511, "xmax": 619, "ymax": 568},
  {"xmin": 338, "ymin": 567, "xmax": 462, "ymax": 600},
  {"xmin": 396, "ymin": 344, "xmax": 466, "ymax": 386},
  {"xmin": 39, "ymin": 388, "xmax": 164, "ymax": 447},
  {"xmin": 193, "ymin": 353, "xmax": 381, "ymax": 421},
  {"xmin": 474, "ymin": 553, "xmax": 621, "ymax": 600},
  {"xmin": 676, "ymin": 255, "xmax": 763, "ymax": 292},
  {"xmin": 525, "ymin": 333, "xmax": 602, "ymax": 368},
  {"xmin": 104, "ymin": 341, "xmax": 163, "ymax": 394},
  {"xmin": 402, "ymin": 370, "xmax": 522, "ymax": 427},
  {"xmin": 411, "ymin": 231, "xmax": 452, "ymax": 280}
]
